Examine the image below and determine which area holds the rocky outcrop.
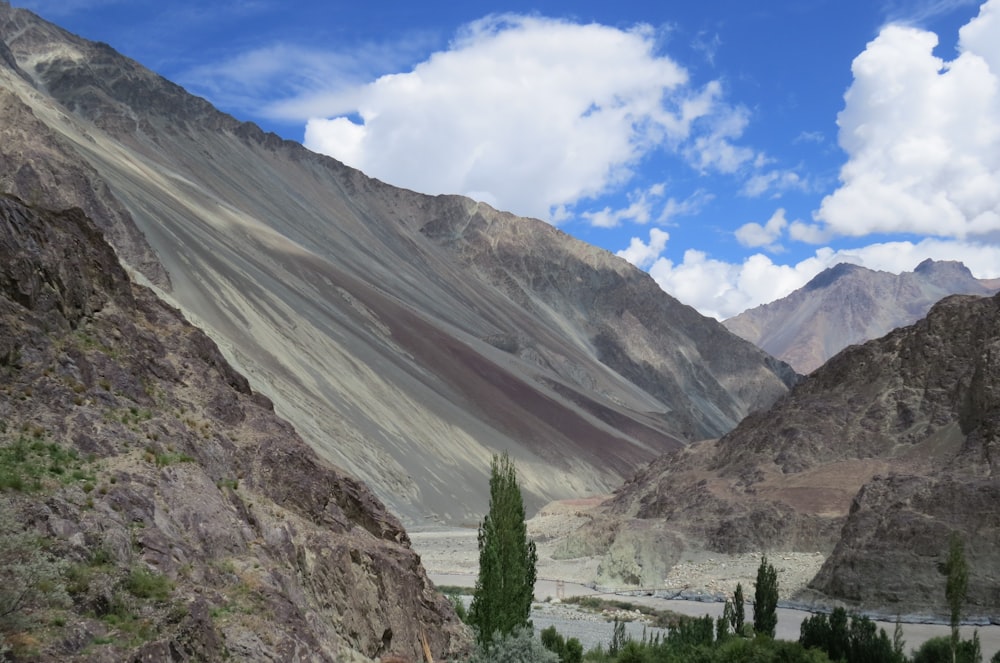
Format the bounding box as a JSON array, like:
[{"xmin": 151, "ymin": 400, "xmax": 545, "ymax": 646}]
[
  {"xmin": 582, "ymin": 292, "xmax": 1000, "ymax": 615},
  {"xmin": 808, "ymin": 474, "xmax": 1000, "ymax": 617},
  {"xmin": 0, "ymin": 3, "xmax": 796, "ymax": 524},
  {"xmin": 724, "ymin": 260, "xmax": 997, "ymax": 374},
  {"xmin": 0, "ymin": 194, "xmax": 468, "ymax": 661},
  {"xmin": 804, "ymin": 293, "xmax": 1000, "ymax": 617}
]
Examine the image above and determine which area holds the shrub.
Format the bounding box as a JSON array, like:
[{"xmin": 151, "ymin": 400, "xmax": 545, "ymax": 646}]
[
  {"xmin": 465, "ymin": 626, "xmax": 559, "ymax": 663},
  {"xmin": 126, "ymin": 566, "xmax": 173, "ymax": 600},
  {"xmin": 0, "ymin": 499, "xmax": 69, "ymax": 641},
  {"xmin": 912, "ymin": 634, "xmax": 982, "ymax": 663}
]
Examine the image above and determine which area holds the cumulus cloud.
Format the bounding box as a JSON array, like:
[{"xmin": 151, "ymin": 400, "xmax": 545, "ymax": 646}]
[
  {"xmin": 735, "ymin": 209, "xmax": 791, "ymax": 251},
  {"xmin": 806, "ymin": 0, "xmax": 1000, "ymax": 241},
  {"xmin": 647, "ymin": 239, "xmax": 1000, "ymax": 320},
  {"xmin": 616, "ymin": 228, "xmax": 670, "ymax": 269},
  {"xmin": 301, "ymin": 14, "xmax": 769, "ymax": 222}
]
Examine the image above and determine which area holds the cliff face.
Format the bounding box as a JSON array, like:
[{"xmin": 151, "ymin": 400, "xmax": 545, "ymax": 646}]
[
  {"xmin": 0, "ymin": 194, "xmax": 467, "ymax": 661},
  {"xmin": 724, "ymin": 260, "xmax": 997, "ymax": 374},
  {"xmin": 0, "ymin": 3, "xmax": 796, "ymax": 524},
  {"xmin": 597, "ymin": 292, "xmax": 1000, "ymax": 616}
]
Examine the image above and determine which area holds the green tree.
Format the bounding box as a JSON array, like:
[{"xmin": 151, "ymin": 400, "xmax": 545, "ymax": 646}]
[
  {"xmin": 540, "ymin": 625, "xmax": 565, "ymax": 659},
  {"xmin": 609, "ymin": 617, "xmax": 627, "ymax": 656},
  {"xmin": 913, "ymin": 634, "xmax": 982, "ymax": 663},
  {"xmin": 754, "ymin": 555, "xmax": 779, "ymax": 638},
  {"xmin": 893, "ymin": 616, "xmax": 907, "ymax": 663},
  {"xmin": 467, "ymin": 452, "xmax": 538, "ymax": 647},
  {"xmin": 945, "ymin": 533, "xmax": 969, "ymax": 663},
  {"xmin": 562, "ymin": 637, "xmax": 583, "ymax": 663},
  {"xmin": 731, "ymin": 582, "xmax": 746, "ymax": 636}
]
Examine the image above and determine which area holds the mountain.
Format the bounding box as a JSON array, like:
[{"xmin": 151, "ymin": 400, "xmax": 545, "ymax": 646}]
[
  {"xmin": 0, "ymin": 193, "xmax": 467, "ymax": 661},
  {"xmin": 724, "ymin": 260, "xmax": 998, "ymax": 374},
  {"xmin": 583, "ymin": 290, "xmax": 1000, "ymax": 616},
  {"xmin": 0, "ymin": 3, "xmax": 796, "ymax": 525}
]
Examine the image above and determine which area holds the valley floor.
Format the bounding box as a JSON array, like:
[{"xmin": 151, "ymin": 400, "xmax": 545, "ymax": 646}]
[{"xmin": 409, "ymin": 502, "xmax": 1000, "ymax": 659}]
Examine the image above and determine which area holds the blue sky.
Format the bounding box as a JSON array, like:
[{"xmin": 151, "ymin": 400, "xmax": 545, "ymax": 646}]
[{"xmin": 17, "ymin": 0, "xmax": 1000, "ymax": 318}]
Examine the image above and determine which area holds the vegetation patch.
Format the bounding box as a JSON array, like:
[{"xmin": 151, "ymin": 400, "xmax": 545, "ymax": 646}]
[
  {"xmin": 126, "ymin": 566, "xmax": 173, "ymax": 601},
  {"xmin": 562, "ymin": 595, "xmax": 686, "ymax": 629},
  {"xmin": 0, "ymin": 435, "xmax": 96, "ymax": 492}
]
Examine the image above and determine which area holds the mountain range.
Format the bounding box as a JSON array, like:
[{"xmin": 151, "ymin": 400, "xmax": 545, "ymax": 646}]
[
  {"xmin": 0, "ymin": 3, "xmax": 795, "ymax": 525},
  {"xmin": 724, "ymin": 259, "xmax": 998, "ymax": 374}
]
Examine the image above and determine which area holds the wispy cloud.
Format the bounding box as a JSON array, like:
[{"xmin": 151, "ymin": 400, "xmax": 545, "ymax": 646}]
[{"xmin": 882, "ymin": 0, "xmax": 982, "ymax": 26}]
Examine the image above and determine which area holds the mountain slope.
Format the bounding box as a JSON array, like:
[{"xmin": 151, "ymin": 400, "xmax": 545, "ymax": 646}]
[
  {"xmin": 724, "ymin": 260, "xmax": 997, "ymax": 374},
  {"xmin": 0, "ymin": 193, "xmax": 467, "ymax": 661},
  {"xmin": 0, "ymin": 4, "xmax": 796, "ymax": 524},
  {"xmin": 593, "ymin": 291, "xmax": 1000, "ymax": 615}
]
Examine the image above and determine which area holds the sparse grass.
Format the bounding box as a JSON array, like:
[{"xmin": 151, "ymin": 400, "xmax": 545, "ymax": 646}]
[
  {"xmin": 0, "ymin": 436, "xmax": 95, "ymax": 492},
  {"xmin": 153, "ymin": 452, "xmax": 195, "ymax": 467}
]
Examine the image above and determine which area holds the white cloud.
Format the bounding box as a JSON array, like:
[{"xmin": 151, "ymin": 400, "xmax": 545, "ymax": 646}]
[
  {"xmin": 581, "ymin": 184, "xmax": 665, "ymax": 228},
  {"xmin": 648, "ymin": 238, "xmax": 1000, "ymax": 320},
  {"xmin": 682, "ymin": 104, "xmax": 756, "ymax": 174},
  {"xmin": 658, "ymin": 190, "xmax": 714, "ymax": 223},
  {"xmin": 809, "ymin": 2, "xmax": 1000, "ymax": 240},
  {"xmin": 616, "ymin": 228, "xmax": 670, "ymax": 269},
  {"xmin": 301, "ymin": 14, "xmax": 763, "ymax": 223},
  {"xmin": 735, "ymin": 208, "xmax": 791, "ymax": 251},
  {"xmin": 741, "ymin": 169, "xmax": 805, "ymax": 197},
  {"xmin": 883, "ymin": 0, "xmax": 983, "ymax": 25}
]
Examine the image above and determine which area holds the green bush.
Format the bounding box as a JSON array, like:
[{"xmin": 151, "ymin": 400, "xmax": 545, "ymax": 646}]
[
  {"xmin": 466, "ymin": 626, "xmax": 559, "ymax": 663},
  {"xmin": 912, "ymin": 634, "xmax": 982, "ymax": 663},
  {"xmin": 126, "ymin": 566, "xmax": 173, "ymax": 600}
]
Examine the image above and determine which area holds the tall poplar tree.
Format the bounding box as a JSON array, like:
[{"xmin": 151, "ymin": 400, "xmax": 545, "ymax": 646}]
[
  {"xmin": 467, "ymin": 452, "xmax": 538, "ymax": 646},
  {"xmin": 754, "ymin": 555, "xmax": 779, "ymax": 638},
  {"xmin": 945, "ymin": 532, "xmax": 969, "ymax": 663}
]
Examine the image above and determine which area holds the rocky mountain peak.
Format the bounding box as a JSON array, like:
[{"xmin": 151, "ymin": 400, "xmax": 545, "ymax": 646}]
[
  {"xmin": 725, "ymin": 260, "xmax": 996, "ymax": 374},
  {"xmin": 802, "ymin": 262, "xmax": 866, "ymax": 291}
]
